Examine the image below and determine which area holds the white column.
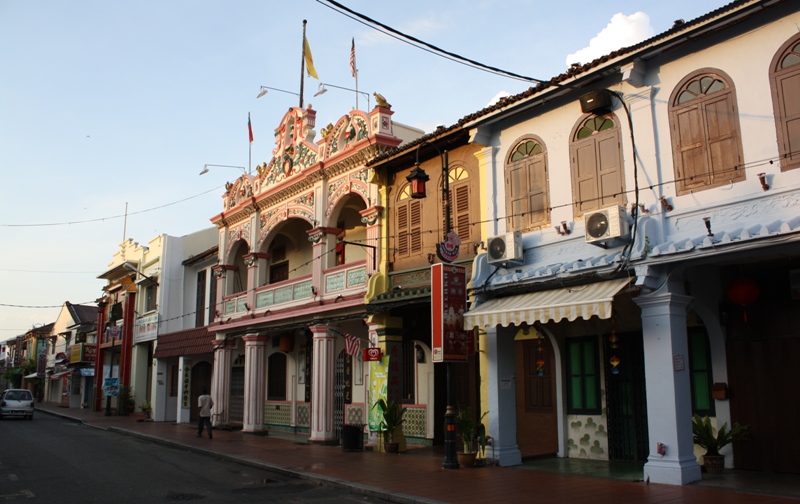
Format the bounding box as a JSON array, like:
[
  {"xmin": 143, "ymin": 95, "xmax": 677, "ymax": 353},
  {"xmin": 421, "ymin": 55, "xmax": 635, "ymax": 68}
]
[
  {"xmin": 242, "ymin": 335, "xmax": 267, "ymax": 432},
  {"xmin": 212, "ymin": 340, "xmax": 232, "ymax": 427},
  {"xmin": 635, "ymin": 288, "xmax": 702, "ymax": 485},
  {"xmin": 177, "ymin": 356, "xmax": 192, "ymax": 423},
  {"xmin": 485, "ymin": 325, "xmax": 522, "ymax": 466},
  {"xmin": 308, "ymin": 324, "xmax": 336, "ymax": 443}
]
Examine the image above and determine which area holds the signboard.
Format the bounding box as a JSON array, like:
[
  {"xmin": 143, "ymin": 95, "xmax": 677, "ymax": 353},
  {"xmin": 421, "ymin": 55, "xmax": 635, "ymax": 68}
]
[
  {"xmin": 134, "ymin": 313, "xmax": 159, "ymax": 343},
  {"xmin": 69, "ymin": 344, "xmax": 83, "ymax": 363},
  {"xmin": 37, "ymin": 345, "xmax": 47, "ymax": 378},
  {"xmin": 362, "ymin": 347, "xmax": 382, "ymax": 361},
  {"xmin": 431, "ymin": 263, "xmax": 468, "ymax": 363},
  {"xmin": 83, "ymin": 344, "xmax": 97, "ymax": 363},
  {"xmin": 70, "ymin": 343, "xmax": 97, "ymax": 363},
  {"xmin": 367, "ymin": 356, "xmax": 389, "ymax": 432},
  {"xmin": 106, "ymin": 324, "xmax": 122, "ymax": 343},
  {"xmin": 102, "ymin": 377, "xmax": 120, "ymax": 397}
]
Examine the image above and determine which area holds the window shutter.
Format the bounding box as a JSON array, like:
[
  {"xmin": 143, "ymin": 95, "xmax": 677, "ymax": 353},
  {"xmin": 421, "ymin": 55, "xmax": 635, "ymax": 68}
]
[
  {"xmin": 675, "ymin": 105, "xmax": 709, "ymax": 188},
  {"xmin": 454, "ymin": 184, "xmax": 470, "ymax": 241},
  {"xmin": 397, "ymin": 204, "xmax": 409, "ymax": 255},
  {"xmin": 195, "ymin": 270, "xmax": 206, "ymax": 327},
  {"xmin": 704, "ymin": 94, "xmax": 740, "ymax": 183},
  {"xmin": 410, "ymin": 200, "xmax": 421, "ymax": 253},
  {"xmin": 527, "ymin": 157, "xmax": 547, "ymax": 226},
  {"xmin": 508, "ymin": 161, "xmax": 530, "ymax": 231}
]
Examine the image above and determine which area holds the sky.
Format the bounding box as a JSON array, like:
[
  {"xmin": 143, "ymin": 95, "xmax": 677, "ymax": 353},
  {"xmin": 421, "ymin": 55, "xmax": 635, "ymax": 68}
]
[{"xmin": 0, "ymin": 0, "xmax": 727, "ymax": 343}]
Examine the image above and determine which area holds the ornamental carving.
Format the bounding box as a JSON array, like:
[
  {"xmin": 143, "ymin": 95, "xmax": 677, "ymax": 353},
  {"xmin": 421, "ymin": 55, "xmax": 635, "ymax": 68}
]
[{"xmin": 257, "ymin": 107, "xmax": 319, "ymax": 191}]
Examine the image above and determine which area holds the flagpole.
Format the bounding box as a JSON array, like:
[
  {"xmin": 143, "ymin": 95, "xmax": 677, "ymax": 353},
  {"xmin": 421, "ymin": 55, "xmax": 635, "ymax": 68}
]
[
  {"xmin": 351, "ymin": 38, "xmax": 359, "ymax": 110},
  {"xmin": 248, "ymin": 112, "xmax": 252, "ymax": 175},
  {"xmin": 300, "ymin": 20, "xmax": 306, "ymax": 109}
]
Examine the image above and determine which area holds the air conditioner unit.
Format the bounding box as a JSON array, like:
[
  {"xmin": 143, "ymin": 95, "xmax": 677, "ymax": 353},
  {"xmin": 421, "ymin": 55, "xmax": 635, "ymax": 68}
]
[
  {"xmin": 585, "ymin": 206, "xmax": 630, "ymax": 247},
  {"xmin": 487, "ymin": 232, "xmax": 523, "ymax": 266}
]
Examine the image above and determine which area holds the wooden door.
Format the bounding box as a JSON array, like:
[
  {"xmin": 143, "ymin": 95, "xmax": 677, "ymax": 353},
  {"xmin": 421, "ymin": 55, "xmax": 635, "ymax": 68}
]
[{"xmin": 514, "ymin": 337, "xmax": 558, "ymax": 458}]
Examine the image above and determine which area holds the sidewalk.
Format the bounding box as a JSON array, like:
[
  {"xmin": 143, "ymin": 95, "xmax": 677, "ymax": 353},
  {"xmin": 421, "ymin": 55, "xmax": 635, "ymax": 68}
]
[{"xmin": 36, "ymin": 402, "xmax": 799, "ymax": 504}]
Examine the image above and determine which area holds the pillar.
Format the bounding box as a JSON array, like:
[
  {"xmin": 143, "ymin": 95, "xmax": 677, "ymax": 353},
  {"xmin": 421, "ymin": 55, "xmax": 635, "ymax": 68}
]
[
  {"xmin": 212, "ymin": 339, "xmax": 233, "ymax": 427},
  {"xmin": 308, "ymin": 324, "xmax": 336, "ymax": 443},
  {"xmin": 242, "ymin": 335, "xmax": 268, "ymax": 432},
  {"xmin": 635, "ymin": 286, "xmax": 702, "ymax": 485},
  {"xmin": 485, "ymin": 325, "xmax": 522, "ymax": 466},
  {"xmin": 359, "ymin": 206, "xmax": 383, "ymax": 277}
]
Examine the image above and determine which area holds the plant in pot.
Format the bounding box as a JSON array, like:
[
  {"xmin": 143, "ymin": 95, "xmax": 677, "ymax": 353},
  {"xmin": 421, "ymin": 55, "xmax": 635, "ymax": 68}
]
[
  {"xmin": 117, "ymin": 385, "xmax": 135, "ymax": 416},
  {"xmin": 454, "ymin": 406, "xmax": 488, "ymax": 467},
  {"xmin": 692, "ymin": 414, "xmax": 749, "ymax": 474},
  {"xmin": 373, "ymin": 398, "xmax": 406, "ymax": 453},
  {"xmin": 140, "ymin": 400, "xmax": 152, "ymax": 419}
]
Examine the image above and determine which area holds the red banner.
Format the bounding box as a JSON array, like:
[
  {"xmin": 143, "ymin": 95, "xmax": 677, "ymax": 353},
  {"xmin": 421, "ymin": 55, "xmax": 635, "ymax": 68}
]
[{"xmin": 431, "ymin": 264, "xmax": 468, "ymax": 362}]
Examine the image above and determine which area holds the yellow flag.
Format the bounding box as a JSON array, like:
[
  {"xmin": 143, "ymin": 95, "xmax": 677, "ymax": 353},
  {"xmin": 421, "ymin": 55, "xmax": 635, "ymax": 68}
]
[{"xmin": 304, "ymin": 36, "xmax": 319, "ymax": 79}]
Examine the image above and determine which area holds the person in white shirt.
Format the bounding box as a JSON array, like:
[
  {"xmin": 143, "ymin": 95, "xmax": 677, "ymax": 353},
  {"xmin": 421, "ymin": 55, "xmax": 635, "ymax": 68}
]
[{"xmin": 197, "ymin": 388, "xmax": 214, "ymax": 439}]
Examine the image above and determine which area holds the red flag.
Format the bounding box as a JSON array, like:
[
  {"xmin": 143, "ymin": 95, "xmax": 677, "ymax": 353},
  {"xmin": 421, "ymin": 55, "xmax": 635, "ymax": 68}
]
[
  {"xmin": 248, "ymin": 113, "xmax": 253, "ymax": 143},
  {"xmin": 331, "ymin": 328, "xmax": 360, "ymax": 357},
  {"xmin": 350, "ymin": 38, "xmax": 356, "ymax": 78}
]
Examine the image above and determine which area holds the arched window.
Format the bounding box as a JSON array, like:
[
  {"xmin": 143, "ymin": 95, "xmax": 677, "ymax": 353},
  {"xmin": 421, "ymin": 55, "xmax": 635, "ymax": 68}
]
[
  {"xmin": 443, "ymin": 166, "xmax": 472, "ymax": 241},
  {"xmin": 569, "ymin": 115, "xmax": 625, "ymax": 218},
  {"xmin": 770, "ymin": 35, "xmax": 800, "ymax": 171},
  {"xmin": 669, "ymin": 69, "xmax": 744, "ymax": 194},
  {"xmin": 396, "ymin": 184, "xmax": 421, "ymax": 257},
  {"xmin": 267, "ymin": 352, "xmax": 287, "ymax": 401},
  {"xmin": 505, "ymin": 137, "xmax": 549, "ymax": 231}
]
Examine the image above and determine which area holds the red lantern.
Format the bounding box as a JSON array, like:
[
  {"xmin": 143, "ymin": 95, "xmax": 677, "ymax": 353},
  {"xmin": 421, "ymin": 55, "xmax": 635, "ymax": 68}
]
[{"xmin": 726, "ymin": 277, "xmax": 760, "ymax": 322}]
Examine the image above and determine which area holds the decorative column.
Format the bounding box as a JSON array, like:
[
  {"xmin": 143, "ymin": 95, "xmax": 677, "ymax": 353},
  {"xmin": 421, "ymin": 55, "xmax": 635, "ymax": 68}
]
[
  {"xmin": 212, "ymin": 338, "xmax": 233, "ymax": 427},
  {"xmin": 242, "ymin": 254, "xmax": 266, "ymax": 312},
  {"xmin": 359, "ymin": 206, "xmax": 383, "ymax": 277},
  {"xmin": 307, "ymin": 227, "xmax": 340, "ymax": 298},
  {"xmin": 242, "ymin": 334, "xmax": 268, "ymax": 432},
  {"xmin": 211, "ymin": 265, "xmax": 234, "ymax": 319},
  {"xmin": 308, "ymin": 324, "xmax": 336, "ymax": 444},
  {"xmin": 635, "ymin": 284, "xmax": 701, "ymax": 485},
  {"xmin": 485, "ymin": 325, "xmax": 522, "ymax": 466}
]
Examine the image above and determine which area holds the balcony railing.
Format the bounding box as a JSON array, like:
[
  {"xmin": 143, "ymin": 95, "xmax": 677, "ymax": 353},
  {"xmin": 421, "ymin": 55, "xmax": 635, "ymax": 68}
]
[{"xmin": 323, "ymin": 260, "xmax": 367, "ymax": 296}]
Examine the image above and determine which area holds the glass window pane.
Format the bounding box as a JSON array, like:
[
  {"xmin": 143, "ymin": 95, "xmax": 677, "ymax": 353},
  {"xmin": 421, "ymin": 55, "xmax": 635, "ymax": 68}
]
[
  {"xmin": 583, "ymin": 343, "xmax": 595, "ymax": 373},
  {"xmin": 569, "ymin": 343, "xmax": 581, "ymax": 374},
  {"xmin": 693, "ymin": 372, "xmax": 710, "ymax": 411},
  {"xmin": 782, "ymin": 53, "xmax": 800, "ymax": 69},
  {"xmin": 706, "ymin": 80, "xmax": 725, "ymax": 94},
  {"xmin": 570, "ymin": 378, "xmax": 583, "ymax": 409},
  {"xmin": 585, "ymin": 377, "xmax": 596, "ymax": 409},
  {"xmin": 687, "ymin": 80, "xmax": 701, "ymax": 95},
  {"xmin": 678, "ymin": 91, "xmax": 695, "ymax": 104}
]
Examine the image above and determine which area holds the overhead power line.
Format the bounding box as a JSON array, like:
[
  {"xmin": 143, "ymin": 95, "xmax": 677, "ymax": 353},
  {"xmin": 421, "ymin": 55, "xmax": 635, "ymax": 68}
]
[{"xmin": 317, "ymin": 0, "xmax": 547, "ymax": 84}]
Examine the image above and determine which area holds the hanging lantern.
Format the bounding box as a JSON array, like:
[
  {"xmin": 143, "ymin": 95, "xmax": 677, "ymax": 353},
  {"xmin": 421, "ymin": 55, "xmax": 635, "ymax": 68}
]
[
  {"xmin": 405, "ymin": 166, "xmax": 430, "ymax": 199},
  {"xmin": 536, "ymin": 359, "xmax": 545, "ymax": 376},
  {"xmin": 609, "ymin": 355, "xmax": 620, "ymax": 375},
  {"xmin": 280, "ymin": 334, "xmax": 295, "ymax": 352},
  {"xmin": 726, "ymin": 277, "xmax": 760, "ymax": 322},
  {"xmin": 608, "ymin": 332, "xmax": 619, "ymax": 349}
]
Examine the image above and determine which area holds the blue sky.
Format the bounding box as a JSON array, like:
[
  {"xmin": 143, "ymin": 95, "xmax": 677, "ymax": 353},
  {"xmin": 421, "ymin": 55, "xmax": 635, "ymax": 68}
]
[{"xmin": 0, "ymin": 0, "xmax": 726, "ymax": 340}]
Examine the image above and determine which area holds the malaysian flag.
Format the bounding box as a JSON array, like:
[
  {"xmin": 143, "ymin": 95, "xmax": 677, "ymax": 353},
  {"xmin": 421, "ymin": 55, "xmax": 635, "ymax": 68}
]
[
  {"xmin": 331, "ymin": 328, "xmax": 360, "ymax": 356},
  {"xmin": 350, "ymin": 38, "xmax": 356, "ymax": 78},
  {"xmin": 248, "ymin": 113, "xmax": 253, "ymax": 143}
]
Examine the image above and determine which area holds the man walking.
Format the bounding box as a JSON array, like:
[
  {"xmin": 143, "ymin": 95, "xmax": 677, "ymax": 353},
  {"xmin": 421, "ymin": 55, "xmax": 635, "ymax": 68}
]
[{"xmin": 197, "ymin": 388, "xmax": 213, "ymax": 439}]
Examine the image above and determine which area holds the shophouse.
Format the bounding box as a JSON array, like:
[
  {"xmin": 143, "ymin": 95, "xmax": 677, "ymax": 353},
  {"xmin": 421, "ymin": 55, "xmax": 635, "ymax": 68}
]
[
  {"xmin": 206, "ymin": 103, "xmax": 421, "ymax": 442},
  {"xmin": 451, "ymin": 0, "xmax": 800, "ymax": 485},
  {"xmin": 46, "ymin": 302, "xmax": 97, "ymax": 408},
  {"xmin": 365, "ymin": 126, "xmax": 484, "ymax": 448}
]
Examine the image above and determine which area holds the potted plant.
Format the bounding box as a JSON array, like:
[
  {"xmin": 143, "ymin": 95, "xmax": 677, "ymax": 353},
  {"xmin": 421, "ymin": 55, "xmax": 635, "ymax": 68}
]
[
  {"xmin": 692, "ymin": 414, "xmax": 749, "ymax": 474},
  {"xmin": 372, "ymin": 398, "xmax": 406, "ymax": 453},
  {"xmin": 140, "ymin": 400, "xmax": 152, "ymax": 419},
  {"xmin": 454, "ymin": 406, "xmax": 488, "ymax": 467},
  {"xmin": 117, "ymin": 385, "xmax": 135, "ymax": 416}
]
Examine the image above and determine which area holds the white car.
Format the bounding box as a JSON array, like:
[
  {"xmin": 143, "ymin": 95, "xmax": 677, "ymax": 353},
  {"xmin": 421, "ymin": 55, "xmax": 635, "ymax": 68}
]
[{"xmin": 0, "ymin": 389, "xmax": 35, "ymax": 420}]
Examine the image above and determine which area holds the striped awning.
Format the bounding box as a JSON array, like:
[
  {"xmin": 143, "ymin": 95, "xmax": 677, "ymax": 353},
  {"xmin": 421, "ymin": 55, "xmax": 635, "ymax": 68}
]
[{"xmin": 464, "ymin": 277, "xmax": 632, "ymax": 329}]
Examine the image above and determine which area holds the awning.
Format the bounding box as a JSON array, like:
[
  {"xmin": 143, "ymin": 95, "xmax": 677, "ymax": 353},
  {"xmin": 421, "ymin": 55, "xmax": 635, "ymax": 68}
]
[
  {"xmin": 50, "ymin": 370, "xmax": 74, "ymax": 380},
  {"xmin": 22, "ymin": 372, "xmax": 39, "ymax": 379},
  {"xmin": 464, "ymin": 277, "xmax": 632, "ymax": 329}
]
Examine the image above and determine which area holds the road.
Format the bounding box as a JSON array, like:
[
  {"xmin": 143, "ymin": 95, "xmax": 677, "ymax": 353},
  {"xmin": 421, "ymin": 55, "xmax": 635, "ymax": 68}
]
[{"xmin": 0, "ymin": 414, "xmax": 389, "ymax": 503}]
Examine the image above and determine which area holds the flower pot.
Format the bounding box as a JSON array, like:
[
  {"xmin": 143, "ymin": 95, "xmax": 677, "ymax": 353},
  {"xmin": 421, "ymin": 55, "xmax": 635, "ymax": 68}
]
[
  {"xmin": 384, "ymin": 442, "xmax": 400, "ymax": 454},
  {"xmin": 457, "ymin": 452, "xmax": 477, "ymax": 467},
  {"xmin": 704, "ymin": 454, "xmax": 725, "ymax": 474}
]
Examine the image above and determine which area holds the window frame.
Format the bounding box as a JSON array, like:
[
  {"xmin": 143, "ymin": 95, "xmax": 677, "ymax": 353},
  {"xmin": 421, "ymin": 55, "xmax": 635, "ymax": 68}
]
[
  {"xmin": 569, "ymin": 114, "xmax": 626, "ymax": 219},
  {"xmin": 770, "ymin": 35, "xmax": 800, "ymax": 172},
  {"xmin": 504, "ymin": 135, "xmax": 550, "ymax": 232},
  {"xmin": 144, "ymin": 283, "xmax": 157, "ymax": 313},
  {"xmin": 668, "ymin": 68, "xmax": 745, "ymax": 195},
  {"xmin": 566, "ymin": 336, "xmax": 602, "ymax": 415}
]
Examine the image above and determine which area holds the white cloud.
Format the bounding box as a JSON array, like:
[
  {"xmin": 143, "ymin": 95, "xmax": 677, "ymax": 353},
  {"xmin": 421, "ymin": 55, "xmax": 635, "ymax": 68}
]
[
  {"xmin": 565, "ymin": 12, "xmax": 655, "ymax": 67},
  {"xmin": 486, "ymin": 91, "xmax": 511, "ymax": 108}
]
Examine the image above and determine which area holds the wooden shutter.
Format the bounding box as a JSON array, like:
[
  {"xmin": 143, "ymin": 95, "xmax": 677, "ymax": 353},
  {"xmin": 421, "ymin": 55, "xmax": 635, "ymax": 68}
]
[
  {"xmin": 195, "ymin": 270, "xmax": 206, "ymax": 328},
  {"xmin": 451, "ymin": 183, "xmax": 470, "ymax": 241},
  {"xmin": 571, "ymin": 140, "xmax": 599, "ymax": 217},
  {"xmin": 208, "ymin": 270, "xmax": 217, "ymax": 323},
  {"xmin": 704, "ymin": 94, "xmax": 742, "ymax": 184},
  {"xmin": 508, "ymin": 160, "xmax": 529, "ymax": 231},
  {"xmin": 527, "ymin": 156, "xmax": 547, "ymax": 226},
  {"xmin": 597, "ymin": 134, "xmax": 623, "ymax": 207},
  {"xmin": 777, "ymin": 71, "xmax": 800, "ymax": 169},
  {"xmin": 409, "ymin": 200, "xmax": 421, "ymax": 253},
  {"xmin": 397, "ymin": 204, "xmax": 409, "ymax": 255},
  {"xmin": 674, "ymin": 105, "xmax": 709, "ymax": 189}
]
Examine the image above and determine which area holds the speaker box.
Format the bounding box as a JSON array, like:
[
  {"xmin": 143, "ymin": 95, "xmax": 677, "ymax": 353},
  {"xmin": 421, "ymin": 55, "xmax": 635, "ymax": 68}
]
[{"xmin": 580, "ymin": 90, "xmax": 613, "ymax": 114}]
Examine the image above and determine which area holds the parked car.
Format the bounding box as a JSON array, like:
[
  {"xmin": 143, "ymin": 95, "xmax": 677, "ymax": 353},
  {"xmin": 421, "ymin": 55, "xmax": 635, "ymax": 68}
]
[{"xmin": 0, "ymin": 389, "xmax": 35, "ymax": 420}]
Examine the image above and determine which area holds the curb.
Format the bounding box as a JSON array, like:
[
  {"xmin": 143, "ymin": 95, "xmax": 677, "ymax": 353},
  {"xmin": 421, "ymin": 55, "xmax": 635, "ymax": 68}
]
[{"xmin": 37, "ymin": 407, "xmax": 443, "ymax": 504}]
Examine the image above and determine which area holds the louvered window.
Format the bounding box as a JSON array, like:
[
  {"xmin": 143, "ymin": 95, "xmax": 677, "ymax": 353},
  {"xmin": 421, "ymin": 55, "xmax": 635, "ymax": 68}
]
[
  {"xmin": 441, "ymin": 167, "xmax": 471, "ymax": 241},
  {"xmin": 397, "ymin": 184, "xmax": 421, "ymax": 257},
  {"xmin": 569, "ymin": 115, "xmax": 625, "ymax": 218},
  {"xmin": 505, "ymin": 138, "xmax": 549, "ymax": 231},
  {"xmin": 669, "ymin": 70, "xmax": 744, "ymax": 195},
  {"xmin": 771, "ymin": 36, "xmax": 800, "ymax": 171}
]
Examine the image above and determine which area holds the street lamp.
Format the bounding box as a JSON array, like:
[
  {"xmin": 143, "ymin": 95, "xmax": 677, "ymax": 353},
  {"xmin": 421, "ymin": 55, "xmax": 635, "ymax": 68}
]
[
  {"xmin": 313, "ymin": 82, "xmax": 370, "ymax": 110},
  {"xmin": 122, "ymin": 262, "xmax": 159, "ymax": 286},
  {"xmin": 407, "ymin": 141, "xmax": 460, "ymax": 470},
  {"xmin": 199, "ymin": 164, "xmax": 247, "ymax": 176},
  {"xmin": 256, "ymin": 85, "xmax": 300, "ymax": 99}
]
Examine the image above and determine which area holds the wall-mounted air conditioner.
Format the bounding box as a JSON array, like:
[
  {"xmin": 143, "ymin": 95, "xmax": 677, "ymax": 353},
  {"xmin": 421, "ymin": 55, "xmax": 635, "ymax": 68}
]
[
  {"xmin": 487, "ymin": 232, "xmax": 523, "ymax": 266},
  {"xmin": 585, "ymin": 206, "xmax": 630, "ymax": 247}
]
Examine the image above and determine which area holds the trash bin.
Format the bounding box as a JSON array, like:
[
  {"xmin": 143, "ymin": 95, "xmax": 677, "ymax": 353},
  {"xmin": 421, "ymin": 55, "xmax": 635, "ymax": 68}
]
[{"xmin": 341, "ymin": 423, "xmax": 364, "ymax": 452}]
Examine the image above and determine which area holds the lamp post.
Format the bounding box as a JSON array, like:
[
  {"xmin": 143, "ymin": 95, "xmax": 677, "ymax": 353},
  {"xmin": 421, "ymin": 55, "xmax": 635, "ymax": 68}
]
[
  {"xmin": 313, "ymin": 82, "xmax": 370, "ymax": 111},
  {"xmin": 199, "ymin": 164, "xmax": 247, "ymax": 176},
  {"xmin": 256, "ymin": 85, "xmax": 300, "ymax": 99},
  {"xmin": 406, "ymin": 141, "xmax": 460, "ymax": 470}
]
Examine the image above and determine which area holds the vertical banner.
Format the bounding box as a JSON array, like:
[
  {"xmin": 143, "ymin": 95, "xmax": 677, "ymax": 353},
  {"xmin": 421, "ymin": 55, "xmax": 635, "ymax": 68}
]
[
  {"xmin": 431, "ymin": 264, "xmax": 468, "ymax": 363},
  {"xmin": 367, "ymin": 356, "xmax": 390, "ymax": 432}
]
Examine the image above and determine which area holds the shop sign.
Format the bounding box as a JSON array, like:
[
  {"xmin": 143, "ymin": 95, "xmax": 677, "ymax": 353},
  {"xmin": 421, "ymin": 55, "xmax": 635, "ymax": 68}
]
[
  {"xmin": 431, "ymin": 263, "xmax": 468, "ymax": 363},
  {"xmin": 362, "ymin": 347, "xmax": 382, "ymax": 361},
  {"xmin": 134, "ymin": 313, "xmax": 158, "ymax": 344}
]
